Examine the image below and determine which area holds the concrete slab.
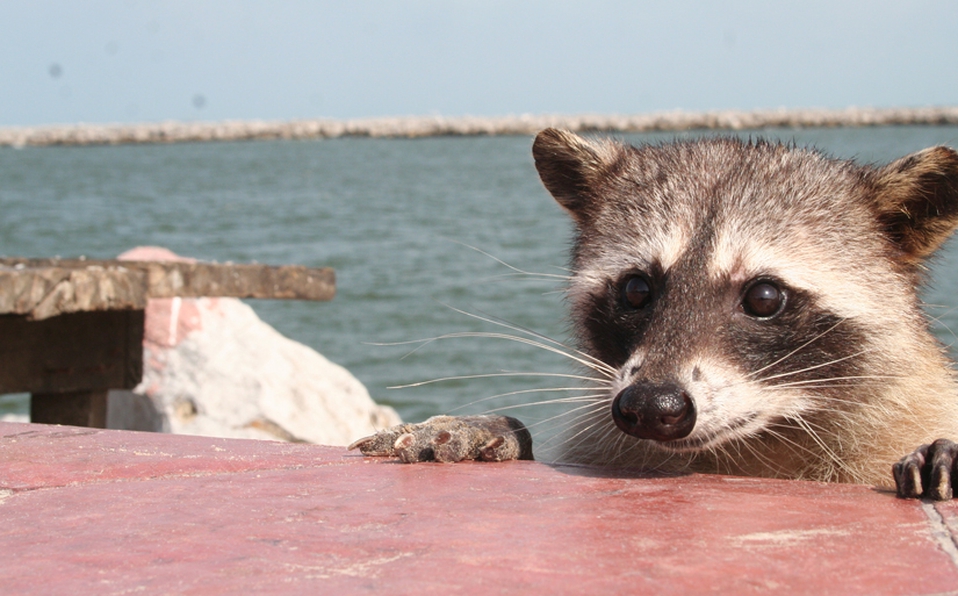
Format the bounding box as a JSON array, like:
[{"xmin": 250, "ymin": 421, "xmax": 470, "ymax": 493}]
[{"xmin": 2, "ymin": 421, "xmax": 957, "ymax": 594}]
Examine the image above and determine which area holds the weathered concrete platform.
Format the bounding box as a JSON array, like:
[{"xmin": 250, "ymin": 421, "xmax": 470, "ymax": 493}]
[{"xmin": 2, "ymin": 421, "xmax": 957, "ymax": 594}]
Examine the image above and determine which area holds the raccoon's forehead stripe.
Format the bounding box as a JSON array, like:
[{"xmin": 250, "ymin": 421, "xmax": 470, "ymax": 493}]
[
  {"xmin": 652, "ymin": 224, "xmax": 690, "ymax": 271},
  {"xmin": 576, "ymin": 224, "xmax": 690, "ymax": 283}
]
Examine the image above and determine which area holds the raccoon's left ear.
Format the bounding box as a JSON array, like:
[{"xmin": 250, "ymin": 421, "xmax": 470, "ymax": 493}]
[
  {"xmin": 532, "ymin": 128, "xmax": 626, "ymax": 222},
  {"xmin": 874, "ymin": 146, "xmax": 958, "ymax": 263}
]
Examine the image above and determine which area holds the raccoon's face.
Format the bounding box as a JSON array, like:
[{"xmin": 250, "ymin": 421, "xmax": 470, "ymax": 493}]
[
  {"xmin": 574, "ymin": 214, "xmax": 871, "ymax": 453},
  {"xmin": 532, "ymin": 129, "xmax": 958, "ymax": 454}
]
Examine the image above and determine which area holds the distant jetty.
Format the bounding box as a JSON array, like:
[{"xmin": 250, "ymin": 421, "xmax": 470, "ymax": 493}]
[{"xmin": 3, "ymin": 106, "xmax": 958, "ymax": 147}]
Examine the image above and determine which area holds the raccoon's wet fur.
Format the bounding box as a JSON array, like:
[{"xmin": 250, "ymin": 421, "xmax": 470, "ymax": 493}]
[{"xmin": 352, "ymin": 128, "xmax": 958, "ymax": 500}]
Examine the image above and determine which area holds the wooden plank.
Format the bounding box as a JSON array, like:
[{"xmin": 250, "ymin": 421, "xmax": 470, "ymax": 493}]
[
  {"xmin": 0, "ymin": 259, "xmax": 335, "ymax": 320},
  {"xmin": 0, "ymin": 310, "xmax": 144, "ymax": 394},
  {"xmin": 0, "ymin": 264, "xmax": 146, "ymax": 320},
  {"xmin": 30, "ymin": 390, "xmax": 107, "ymax": 428},
  {"xmin": 138, "ymin": 262, "xmax": 336, "ymax": 301}
]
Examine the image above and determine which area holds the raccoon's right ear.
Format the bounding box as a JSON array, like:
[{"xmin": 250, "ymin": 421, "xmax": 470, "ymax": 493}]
[
  {"xmin": 532, "ymin": 128, "xmax": 624, "ymax": 220},
  {"xmin": 874, "ymin": 146, "xmax": 958, "ymax": 264}
]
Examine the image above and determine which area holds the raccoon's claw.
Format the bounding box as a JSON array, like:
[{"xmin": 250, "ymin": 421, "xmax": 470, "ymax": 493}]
[
  {"xmin": 893, "ymin": 439, "xmax": 958, "ymax": 500},
  {"xmin": 348, "ymin": 415, "xmax": 534, "ymax": 463},
  {"xmin": 347, "ymin": 429, "xmax": 404, "ymax": 457}
]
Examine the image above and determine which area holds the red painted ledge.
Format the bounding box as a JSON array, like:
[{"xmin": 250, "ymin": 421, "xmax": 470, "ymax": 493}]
[{"xmin": 2, "ymin": 421, "xmax": 957, "ymax": 594}]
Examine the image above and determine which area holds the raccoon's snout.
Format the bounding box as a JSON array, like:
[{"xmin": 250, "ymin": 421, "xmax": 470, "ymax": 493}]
[{"xmin": 611, "ymin": 382, "xmax": 696, "ymax": 442}]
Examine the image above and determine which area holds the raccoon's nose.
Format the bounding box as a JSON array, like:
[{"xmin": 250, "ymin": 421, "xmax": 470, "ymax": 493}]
[{"xmin": 611, "ymin": 382, "xmax": 696, "ymax": 442}]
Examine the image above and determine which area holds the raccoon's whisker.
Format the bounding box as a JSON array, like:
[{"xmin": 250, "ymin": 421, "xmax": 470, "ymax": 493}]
[
  {"xmin": 612, "ymin": 435, "xmax": 650, "ymax": 466},
  {"xmin": 522, "ymin": 401, "xmax": 611, "ymax": 438},
  {"xmin": 751, "ymin": 348, "xmax": 873, "ymax": 384},
  {"xmin": 437, "ymin": 304, "xmax": 618, "ymax": 377},
  {"xmin": 587, "ymin": 426, "xmax": 630, "ymax": 464},
  {"xmin": 766, "ymin": 389, "xmax": 892, "ymax": 413},
  {"xmin": 449, "ymin": 240, "xmax": 573, "ymax": 281},
  {"xmin": 761, "ymin": 426, "xmax": 810, "ymax": 453},
  {"xmin": 660, "ymin": 449, "xmax": 694, "ymax": 474},
  {"xmin": 744, "ymin": 319, "xmax": 850, "ymax": 380},
  {"xmin": 390, "ymin": 371, "xmax": 609, "ymax": 391},
  {"xmin": 801, "ymin": 395, "xmax": 889, "ymax": 411},
  {"xmin": 438, "ymin": 302, "xmax": 612, "ymax": 371},
  {"xmin": 924, "ymin": 302, "xmax": 958, "ymax": 319},
  {"xmin": 748, "ymin": 428, "xmax": 816, "ymax": 474},
  {"xmin": 367, "ymin": 336, "xmax": 441, "ymax": 359},
  {"xmin": 530, "ymin": 424, "xmax": 604, "ymax": 456},
  {"xmin": 479, "ymin": 272, "xmax": 574, "ymax": 283},
  {"xmin": 547, "ymin": 401, "xmax": 610, "ymax": 432},
  {"xmin": 372, "ymin": 310, "xmax": 610, "ymax": 377},
  {"xmin": 737, "ymin": 435, "xmax": 788, "ymax": 471},
  {"xmin": 716, "ymin": 441, "xmax": 757, "ymax": 476},
  {"xmin": 521, "ymin": 398, "xmax": 609, "ymax": 427},
  {"xmin": 766, "ymin": 424, "xmax": 854, "ymax": 479},
  {"xmin": 766, "ymin": 383, "xmax": 887, "ymax": 394},
  {"xmin": 787, "ymin": 415, "xmax": 853, "ymax": 480},
  {"xmin": 791, "ymin": 416, "xmax": 843, "ymax": 468},
  {"xmin": 480, "ymin": 394, "xmax": 608, "ymax": 416},
  {"xmin": 534, "ymin": 394, "xmax": 608, "ymax": 421},
  {"xmin": 443, "ymin": 386, "xmax": 606, "ymax": 416},
  {"xmin": 433, "ymin": 305, "xmax": 617, "ymax": 377},
  {"xmin": 384, "ymin": 329, "xmax": 615, "ymax": 379},
  {"xmin": 792, "ymin": 417, "xmax": 870, "ymax": 484},
  {"xmin": 767, "ymin": 373, "xmax": 902, "ymax": 389},
  {"xmin": 925, "ymin": 303, "xmax": 958, "ymax": 346},
  {"xmin": 474, "ymin": 385, "xmax": 607, "ymax": 401},
  {"xmin": 788, "ymin": 415, "xmax": 835, "ymax": 436},
  {"xmin": 551, "ymin": 409, "xmax": 618, "ymax": 457}
]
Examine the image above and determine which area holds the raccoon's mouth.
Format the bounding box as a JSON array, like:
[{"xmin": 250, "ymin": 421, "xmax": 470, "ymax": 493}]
[{"xmin": 651, "ymin": 414, "xmax": 759, "ymax": 453}]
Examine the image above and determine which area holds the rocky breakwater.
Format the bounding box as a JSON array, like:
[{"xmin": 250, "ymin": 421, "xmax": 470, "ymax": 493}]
[
  {"xmin": 3, "ymin": 106, "xmax": 958, "ymax": 147},
  {"xmin": 106, "ymin": 246, "xmax": 401, "ymax": 445}
]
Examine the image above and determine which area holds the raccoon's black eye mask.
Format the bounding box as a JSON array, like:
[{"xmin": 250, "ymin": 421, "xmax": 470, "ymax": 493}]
[{"xmin": 619, "ymin": 270, "xmax": 787, "ymax": 320}]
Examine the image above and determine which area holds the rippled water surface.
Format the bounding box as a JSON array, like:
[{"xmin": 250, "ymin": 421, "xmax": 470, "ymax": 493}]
[{"xmin": 3, "ymin": 126, "xmax": 958, "ymax": 431}]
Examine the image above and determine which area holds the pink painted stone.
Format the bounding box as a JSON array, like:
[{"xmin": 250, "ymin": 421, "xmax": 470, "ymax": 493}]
[
  {"xmin": 117, "ymin": 246, "xmax": 203, "ymax": 350},
  {"xmin": 1, "ymin": 421, "xmax": 957, "ymax": 594}
]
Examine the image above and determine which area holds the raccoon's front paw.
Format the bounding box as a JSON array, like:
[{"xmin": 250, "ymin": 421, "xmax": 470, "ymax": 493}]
[
  {"xmin": 893, "ymin": 439, "xmax": 958, "ymax": 500},
  {"xmin": 348, "ymin": 415, "xmax": 533, "ymax": 463}
]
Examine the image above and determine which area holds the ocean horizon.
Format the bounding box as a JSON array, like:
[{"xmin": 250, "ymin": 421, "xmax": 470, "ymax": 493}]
[{"xmin": 3, "ymin": 106, "xmax": 958, "ymax": 147}]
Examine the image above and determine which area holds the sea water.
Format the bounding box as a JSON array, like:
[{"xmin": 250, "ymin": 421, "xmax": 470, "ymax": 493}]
[{"xmin": 2, "ymin": 126, "xmax": 958, "ymax": 430}]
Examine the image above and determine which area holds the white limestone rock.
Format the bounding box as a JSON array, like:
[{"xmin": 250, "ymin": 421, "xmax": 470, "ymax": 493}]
[{"xmin": 106, "ymin": 247, "xmax": 400, "ymax": 445}]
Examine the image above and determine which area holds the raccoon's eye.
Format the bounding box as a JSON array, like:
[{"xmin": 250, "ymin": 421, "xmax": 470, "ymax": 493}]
[
  {"xmin": 622, "ymin": 275, "xmax": 652, "ymax": 310},
  {"xmin": 742, "ymin": 281, "xmax": 785, "ymax": 318}
]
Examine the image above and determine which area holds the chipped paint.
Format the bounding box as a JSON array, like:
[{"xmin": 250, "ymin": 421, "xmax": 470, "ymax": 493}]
[{"xmin": 732, "ymin": 527, "xmax": 850, "ymax": 547}]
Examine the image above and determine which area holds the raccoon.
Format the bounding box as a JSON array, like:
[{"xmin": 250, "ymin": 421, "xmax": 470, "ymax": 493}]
[{"xmin": 350, "ymin": 128, "xmax": 958, "ymax": 501}]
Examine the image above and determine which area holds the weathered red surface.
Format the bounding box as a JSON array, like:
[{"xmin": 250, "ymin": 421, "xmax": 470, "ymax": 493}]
[{"xmin": 2, "ymin": 421, "xmax": 957, "ymax": 594}]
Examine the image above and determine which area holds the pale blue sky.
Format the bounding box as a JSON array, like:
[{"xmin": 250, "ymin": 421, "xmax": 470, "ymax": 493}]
[{"xmin": 2, "ymin": 0, "xmax": 957, "ymax": 126}]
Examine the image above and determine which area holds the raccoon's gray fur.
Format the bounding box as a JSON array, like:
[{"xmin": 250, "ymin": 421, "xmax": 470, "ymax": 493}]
[{"xmin": 352, "ymin": 128, "xmax": 958, "ymax": 500}]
